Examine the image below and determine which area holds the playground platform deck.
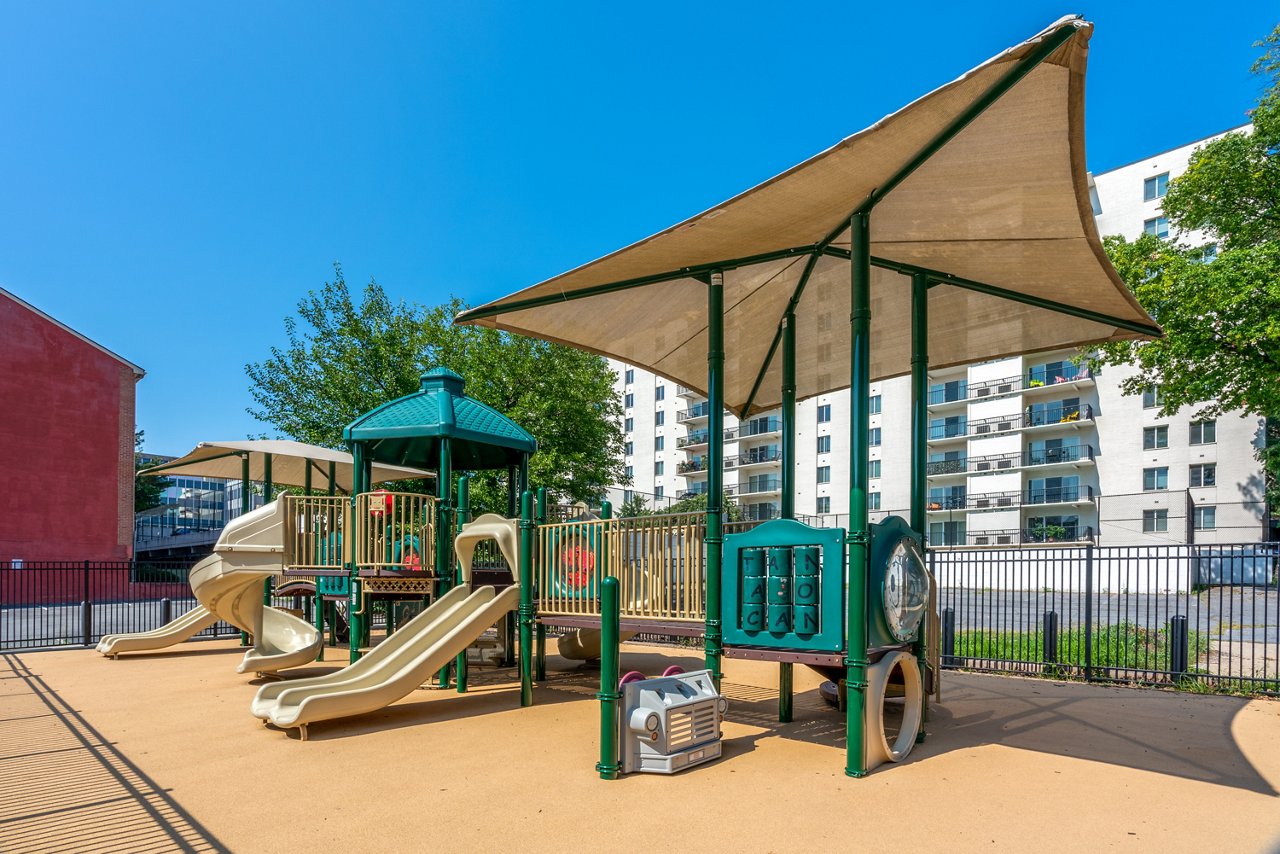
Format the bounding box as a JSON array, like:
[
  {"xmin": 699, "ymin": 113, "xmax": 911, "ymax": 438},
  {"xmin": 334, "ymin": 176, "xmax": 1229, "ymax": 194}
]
[{"xmin": 3, "ymin": 640, "xmax": 1279, "ymax": 853}]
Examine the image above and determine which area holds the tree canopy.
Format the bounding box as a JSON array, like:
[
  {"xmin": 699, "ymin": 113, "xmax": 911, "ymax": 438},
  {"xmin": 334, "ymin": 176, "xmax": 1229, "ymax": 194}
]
[
  {"xmin": 1091, "ymin": 25, "xmax": 1280, "ymax": 500},
  {"xmin": 134, "ymin": 430, "xmax": 170, "ymax": 512},
  {"xmin": 246, "ymin": 266, "xmax": 627, "ymax": 513}
]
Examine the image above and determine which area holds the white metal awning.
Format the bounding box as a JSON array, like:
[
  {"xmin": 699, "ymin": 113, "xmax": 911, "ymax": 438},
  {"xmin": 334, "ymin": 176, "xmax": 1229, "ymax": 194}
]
[
  {"xmin": 456, "ymin": 16, "xmax": 1158, "ymax": 415},
  {"xmin": 139, "ymin": 439, "xmax": 434, "ymax": 492}
]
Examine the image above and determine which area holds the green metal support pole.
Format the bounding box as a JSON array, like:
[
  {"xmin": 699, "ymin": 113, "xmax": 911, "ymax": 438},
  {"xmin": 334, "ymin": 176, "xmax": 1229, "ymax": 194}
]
[
  {"xmin": 436, "ymin": 438, "xmax": 453, "ymax": 688},
  {"xmin": 262, "ymin": 453, "xmax": 274, "ymax": 607},
  {"xmin": 349, "ymin": 443, "xmax": 366, "ymax": 664},
  {"xmin": 596, "ymin": 575, "xmax": 621, "ymax": 780},
  {"xmin": 910, "ymin": 271, "xmax": 931, "ymax": 737},
  {"xmin": 535, "ymin": 487, "xmax": 548, "ymax": 682},
  {"xmin": 304, "ymin": 460, "xmax": 312, "ymax": 494},
  {"xmin": 779, "ymin": 310, "xmax": 797, "ymax": 722},
  {"xmin": 846, "ymin": 212, "xmax": 872, "ymax": 778},
  {"xmin": 327, "ymin": 461, "xmax": 336, "ymax": 496},
  {"xmin": 518, "ymin": 455, "xmax": 530, "ymax": 498},
  {"xmin": 240, "ymin": 453, "xmax": 251, "ymax": 647},
  {"xmin": 456, "ymin": 475, "xmax": 470, "ymax": 692},
  {"xmin": 704, "ymin": 270, "xmax": 725, "ymax": 688},
  {"xmin": 518, "ymin": 490, "xmax": 535, "ymax": 707},
  {"xmin": 306, "ymin": 457, "xmax": 323, "ymax": 660}
]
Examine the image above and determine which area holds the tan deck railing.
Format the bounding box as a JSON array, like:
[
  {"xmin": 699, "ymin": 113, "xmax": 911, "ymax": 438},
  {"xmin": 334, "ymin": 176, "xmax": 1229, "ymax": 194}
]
[
  {"xmin": 536, "ymin": 511, "xmax": 707, "ymax": 623},
  {"xmin": 354, "ymin": 491, "xmax": 437, "ymax": 574},
  {"xmin": 282, "ymin": 495, "xmax": 350, "ymax": 572}
]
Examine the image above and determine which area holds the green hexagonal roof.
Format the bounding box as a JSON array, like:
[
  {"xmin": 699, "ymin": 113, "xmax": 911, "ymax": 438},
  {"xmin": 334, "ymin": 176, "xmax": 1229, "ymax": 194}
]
[{"xmin": 343, "ymin": 368, "xmax": 536, "ymax": 471}]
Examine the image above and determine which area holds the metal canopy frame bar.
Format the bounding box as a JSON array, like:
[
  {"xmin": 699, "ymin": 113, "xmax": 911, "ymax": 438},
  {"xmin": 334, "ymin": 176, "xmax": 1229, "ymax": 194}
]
[{"xmin": 455, "ymin": 245, "xmax": 819, "ymax": 323}]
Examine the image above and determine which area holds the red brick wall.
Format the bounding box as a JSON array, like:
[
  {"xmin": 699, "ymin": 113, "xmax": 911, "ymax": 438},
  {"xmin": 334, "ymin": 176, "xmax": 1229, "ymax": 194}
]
[{"xmin": 0, "ymin": 296, "xmax": 139, "ymax": 562}]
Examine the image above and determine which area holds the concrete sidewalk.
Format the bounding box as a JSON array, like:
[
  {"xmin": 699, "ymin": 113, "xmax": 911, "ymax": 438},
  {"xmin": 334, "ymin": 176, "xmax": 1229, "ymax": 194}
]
[{"xmin": 3, "ymin": 640, "xmax": 1278, "ymax": 853}]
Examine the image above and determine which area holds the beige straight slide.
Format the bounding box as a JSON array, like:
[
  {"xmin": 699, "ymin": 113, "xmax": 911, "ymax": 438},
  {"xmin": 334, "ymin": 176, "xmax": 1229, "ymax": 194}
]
[
  {"xmin": 96, "ymin": 604, "xmax": 220, "ymax": 657},
  {"xmin": 253, "ymin": 584, "xmax": 520, "ymax": 738}
]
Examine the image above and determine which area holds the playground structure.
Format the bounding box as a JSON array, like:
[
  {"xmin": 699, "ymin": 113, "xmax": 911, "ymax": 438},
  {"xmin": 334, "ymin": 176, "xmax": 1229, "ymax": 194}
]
[
  {"xmin": 95, "ymin": 17, "xmax": 1165, "ymax": 779},
  {"xmin": 453, "ymin": 15, "xmax": 1162, "ymax": 778}
]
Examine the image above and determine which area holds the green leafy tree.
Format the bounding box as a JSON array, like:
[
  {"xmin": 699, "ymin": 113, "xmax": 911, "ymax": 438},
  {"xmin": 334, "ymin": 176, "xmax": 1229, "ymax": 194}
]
[
  {"xmin": 134, "ymin": 430, "xmax": 171, "ymax": 511},
  {"xmin": 246, "ymin": 265, "xmax": 627, "ymax": 514},
  {"xmin": 1090, "ymin": 25, "xmax": 1280, "ymax": 503},
  {"xmin": 659, "ymin": 490, "xmax": 743, "ymax": 522}
]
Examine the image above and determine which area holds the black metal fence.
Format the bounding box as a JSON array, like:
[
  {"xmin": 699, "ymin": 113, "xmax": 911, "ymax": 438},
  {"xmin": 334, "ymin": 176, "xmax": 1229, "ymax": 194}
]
[
  {"xmin": 934, "ymin": 543, "xmax": 1280, "ymax": 694},
  {"xmin": 0, "ymin": 561, "xmax": 341, "ymax": 652}
]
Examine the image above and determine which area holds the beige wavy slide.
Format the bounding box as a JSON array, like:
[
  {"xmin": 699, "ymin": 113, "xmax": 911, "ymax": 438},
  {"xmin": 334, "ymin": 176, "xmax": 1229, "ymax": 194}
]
[
  {"xmin": 99, "ymin": 500, "xmax": 321, "ymax": 672},
  {"xmin": 190, "ymin": 500, "xmax": 322, "ymax": 675},
  {"xmin": 252, "ymin": 584, "xmax": 520, "ymax": 738},
  {"xmin": 96, "ymin": 604, "xmax": 221, "ymax": 657}
]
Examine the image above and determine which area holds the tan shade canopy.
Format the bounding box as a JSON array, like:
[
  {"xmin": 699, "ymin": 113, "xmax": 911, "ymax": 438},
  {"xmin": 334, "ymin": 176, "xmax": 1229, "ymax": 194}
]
[
  {"xmin": 139, "ymin": 439, "xmax": 434, "ymax": 492},
  {"xmin": 457, "ymin": 16, "xmax": 1158, "ymax": 416}
]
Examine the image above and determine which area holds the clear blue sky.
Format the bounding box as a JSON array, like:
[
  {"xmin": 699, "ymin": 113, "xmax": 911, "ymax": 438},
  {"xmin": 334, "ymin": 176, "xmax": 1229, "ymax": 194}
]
[{"xmin": 1, "ymin": 3, "xmax": 1272, "ymax": 454}]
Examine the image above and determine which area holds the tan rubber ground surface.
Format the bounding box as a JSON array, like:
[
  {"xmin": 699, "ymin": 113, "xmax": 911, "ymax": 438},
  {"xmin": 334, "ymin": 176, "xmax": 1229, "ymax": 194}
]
[{"xmin": 3, "ymin": 639, "xmax": 1278, "ymax": 853}]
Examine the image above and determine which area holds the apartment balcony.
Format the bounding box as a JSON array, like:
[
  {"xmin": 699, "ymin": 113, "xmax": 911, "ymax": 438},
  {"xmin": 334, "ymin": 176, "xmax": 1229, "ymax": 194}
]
[
  {"xmin": 1024, "ymin": 364, "xmax": 1096, "ymax": 394},
  {"xmin": 740, "ymin": 417, "xmax": 782, "ymax": 438},
  {"xmin": 1021, "ymin": 525, "xmax": 1095, "ymax": 544},
  {"xmin": 677, "ymin": 457, "xmax": 708, "ymax": 475},
  {"xmin": 677, "ymin": 427, "xmax": 738, "ymax": 450},
  {"xmin": 741, "ymin": 504, "xmax": 781, "ymax": 522},
  {"xmin": 1023, "ymin": 445, "xmax": 1095, "ymax": 469},
  {"xmin": 738, "ymin": 477, "xmax": 782, "ymax": 496},
  {"xmin": 939, "ymin": 526, "xmax": 1096, "ymax": 547},
  {"xmin": 677, "ymin": 403, "xmax": 713, "ymax": 424},
  {"xmin": 927, "ymin": 423, "xmax": 971, "ymax": 444},
  {"xmin": 736, "ymin": 448, "xmax": 782, "ymax": 469},
  {"xmin": 967, "ymin": 490, "xmax": 1021, "ymax": 510},
  {"xmin": 676, "ymin": 384, "xmax": 703, "ymax": 399},
  {"xmin": 927, "ymin": 445, "xmax": 1096, "ymax": 478},
  {"xmin": 677, "ymin": 484, "xmax": 738, "ymax": 500},
  {"xmin": 927, "ymin": 373, "xmax": 1022, "ymax": 409},
  {"xmin": 1023, "ymin": 485, "xmax": 1095, "ymax": 507},
  {"xmin": 926, "ymin": 496, "xmax": 968, "ymax": 512},
  {"xmin": 1023, "ymin": 403, "xmax": 1095, "ymax": 432},
  {"xmin": 926, "ymin": 458, "xmax": 968, "ymax": 478}
]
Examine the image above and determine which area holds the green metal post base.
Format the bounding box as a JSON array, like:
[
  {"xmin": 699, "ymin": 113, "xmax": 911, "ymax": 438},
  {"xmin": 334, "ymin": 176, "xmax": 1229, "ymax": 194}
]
[
  {"xmin": 456, "ymin": 652, "xmax": 468, "ymax": 693},
  {"xmin": 779, "ymin": 663, "xmax": 793, "ymax": 723},
  {"xmin": 535, "ymin": 623, "xmax": 547, "ymax": 681}
]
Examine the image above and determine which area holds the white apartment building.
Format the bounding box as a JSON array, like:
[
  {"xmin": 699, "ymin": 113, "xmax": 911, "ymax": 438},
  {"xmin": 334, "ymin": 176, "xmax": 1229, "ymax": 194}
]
[{"xmin": 610, "ymin": 126, "xmax": 1268, "ymax": 545}]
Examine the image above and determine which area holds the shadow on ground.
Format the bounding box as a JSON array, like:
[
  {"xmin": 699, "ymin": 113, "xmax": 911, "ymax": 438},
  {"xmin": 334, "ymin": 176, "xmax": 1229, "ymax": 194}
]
[
  {"xmin": 0, "ymin": 653, "xmax": 226, "ymax": 853},
  {"xmin": 539, "ymin": 646, "xmax": 1276, "ymax": 795}
]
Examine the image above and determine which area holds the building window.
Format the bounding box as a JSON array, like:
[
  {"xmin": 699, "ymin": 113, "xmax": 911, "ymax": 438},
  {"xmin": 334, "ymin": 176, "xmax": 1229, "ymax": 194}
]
[
  {"xmin": 817, "ymin": 404, "xmax": 831, "ymax": 423},
  {"xmin": 655, "ymin": 486, "xmax": 664, "ymax": 500},
  {"xmin": 625, "ymin": 393, "xmax": 636, "ymax": 408},
  {"xmin": 816, "ymin": 496, "xmax": 831, "ymax": 515},
  {"xmin": 1193, "ymin": 505, "xmax": 1217, "ymax": 530},
  {"xmin": 1198, "ymin": 243, "xmax": 1218, "ymax": 263},
  {"xmin": 816, "ymin": 435, "xmax": 831, "ymax": 454},
  {"xmin": 1143, "ymin": 509, "xmax": 1168, "ymax": 533},
  {"xmin": 625, "ymin": 465, "xmax": 633, "ymax": 481},
  {"xmin": 869, "ymin": 492, "xmax": 881, "ymax": 510},
  {"xmin": 624, "ymin": 441, "xmax": 633, "ymax": 456},
  {"xmin": 869, "ymin": 459, "xmax": 881, "ymax": 479},
  {"xmin": 1189, "ymin": 464, "xmax": 1216, "ymax": 488},
  {"xmin": 654, "ymin": 461, "xmax": 664, "ymax": 477},
  {"xmin": 1143, "ymin": 467, "xmax": 1168, "ymax": 491},
  {"xmin": 1143, "ymin": 172, "xmax": 1169, "ymax": 201},
  {"xmin": 1143, "ymin": 216, "xmax": 1169, "ymax": 239},
  {"xmin": 816, "ymin": 466, "xmax": 831, "ymax": 484},
  {"xmin": 869, "ymin": 395, "xmax": 882, "ymax": 414},
  {"xmin": 655, "ymin": 436, "xmax": 664, "ymax": 451},
  {"xmin": 624, "ymin": 369, "xmax": 634, "ymax": 384},
  {"xmin": 655, "ymin": 386, "xmax": 665, "ymax": 401},
  {"xmin": 655, "ymin": 411, "xmax": 664, "ymax": 426},
  {"xmin": 1142, "ymin": 385, "xmax": 1160, "ymax": 409},
  {"xmin": 1143, "ymin": 426, "xmax": 1168, "ymax": 450},
  {"xmin": 1189, "ymin": 420, "xmax": 1216, "ymax": 445},
  {"xmin": 624, "ymin": 417, "xmax": 634, "ymax": 433},
  {"xmin": 869, "ymin": 428, "xmax": 882, "ymax": 446}
]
